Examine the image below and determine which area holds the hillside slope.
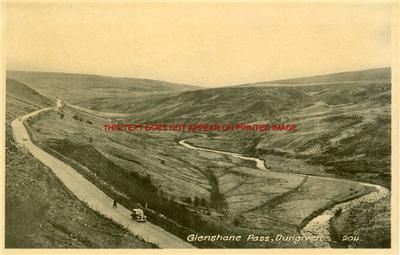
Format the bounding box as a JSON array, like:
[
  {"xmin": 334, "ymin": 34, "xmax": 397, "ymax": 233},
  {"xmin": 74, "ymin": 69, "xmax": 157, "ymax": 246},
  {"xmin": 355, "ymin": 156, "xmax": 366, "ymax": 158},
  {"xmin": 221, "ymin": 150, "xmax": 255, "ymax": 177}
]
[
  {"xmin": 6, "ymin": 78, "xmax": 53, "ymax": 119},
  {"xmin": 238, "ymin": 67, "xmax": 391, "ymax": 87},
  {"xmin": 108, "ymin": 69, "xmax": 391, "ymax": 187},
  {"xmin": 5, "ymin": 79, "xmax": 153, "ymax": 248},
  {"xmin": 12, "ymin": 68, "xmax": 391, "ymax": 248},
  {"xmin": 7, "ymin": 71, "xmax": 200, "ymax": 105}
]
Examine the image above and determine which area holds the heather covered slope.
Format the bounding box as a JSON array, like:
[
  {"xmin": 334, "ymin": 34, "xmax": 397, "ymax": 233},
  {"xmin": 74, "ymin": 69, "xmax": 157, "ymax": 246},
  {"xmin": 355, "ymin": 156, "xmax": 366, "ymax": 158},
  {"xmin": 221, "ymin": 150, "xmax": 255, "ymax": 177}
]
[
  {"xmin": 6, "ymin": 78, "xmax": 53, "ymax": 119},
  {"xmin": 113, "ymin": 69, "xmax": 391, "ymax": 187},
  {"xmin": 75, "ymin": 69, "xmax": 391, "ymax": 187},
  {"xmin": 5, "ymin": 79, "xmax": 153, "ymax": 248},
  {"xmin": 238, "ymin": 67, "xmax": 390, "ymax": 86},
  {"xmin": 28, "ymin": 103, "xmax": 372, "ymax": 248},
  {"xmin": 7, "ymin": 68, "xmax": 391, "ymax": 248},
  {"xmin": 8, "ymin": 68, "xmax": 390, "ymax": 186},
  {"xmin": 7, "ymin": 71, "xmax": 199, "ymax": 105}
]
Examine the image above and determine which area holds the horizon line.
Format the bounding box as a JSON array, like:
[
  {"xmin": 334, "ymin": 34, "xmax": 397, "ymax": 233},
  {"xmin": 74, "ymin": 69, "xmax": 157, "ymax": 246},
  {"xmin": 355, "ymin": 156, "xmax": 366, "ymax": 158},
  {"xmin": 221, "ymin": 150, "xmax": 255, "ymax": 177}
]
[{"xmin": 6, "ymin": 66, "xmax": 391, "ymax": 88}]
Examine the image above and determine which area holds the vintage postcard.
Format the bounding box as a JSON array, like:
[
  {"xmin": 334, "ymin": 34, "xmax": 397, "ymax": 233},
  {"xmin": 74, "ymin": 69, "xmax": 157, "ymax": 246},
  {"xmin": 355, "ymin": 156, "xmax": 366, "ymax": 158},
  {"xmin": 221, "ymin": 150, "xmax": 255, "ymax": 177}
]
[{"xmin": 1, "ymin": 1, "xmax": 399, "ymax": 255}]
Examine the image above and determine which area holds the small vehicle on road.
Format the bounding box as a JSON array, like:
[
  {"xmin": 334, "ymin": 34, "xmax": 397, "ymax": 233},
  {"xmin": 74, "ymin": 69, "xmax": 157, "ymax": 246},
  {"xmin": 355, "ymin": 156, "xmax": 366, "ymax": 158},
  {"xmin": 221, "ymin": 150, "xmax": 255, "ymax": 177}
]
[{"xmin": 131, "ymin": 208, "xmax": 147, "ymax": 222}]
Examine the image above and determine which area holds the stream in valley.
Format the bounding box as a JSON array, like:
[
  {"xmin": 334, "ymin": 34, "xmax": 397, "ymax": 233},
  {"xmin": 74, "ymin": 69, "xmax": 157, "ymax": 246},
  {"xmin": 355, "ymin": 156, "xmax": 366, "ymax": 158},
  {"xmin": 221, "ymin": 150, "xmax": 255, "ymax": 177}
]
[{"xmin": 178, "ymin": 137, "xmax": 390, "ymax": 248}]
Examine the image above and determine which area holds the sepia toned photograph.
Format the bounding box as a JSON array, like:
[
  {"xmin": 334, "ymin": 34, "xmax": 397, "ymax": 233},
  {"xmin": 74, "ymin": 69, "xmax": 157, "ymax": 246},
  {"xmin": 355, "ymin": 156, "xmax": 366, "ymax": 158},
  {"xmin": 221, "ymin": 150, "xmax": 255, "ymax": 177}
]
[{"xmin": 1, "ymin": 1, "xmax": 398, "ymax": 254}]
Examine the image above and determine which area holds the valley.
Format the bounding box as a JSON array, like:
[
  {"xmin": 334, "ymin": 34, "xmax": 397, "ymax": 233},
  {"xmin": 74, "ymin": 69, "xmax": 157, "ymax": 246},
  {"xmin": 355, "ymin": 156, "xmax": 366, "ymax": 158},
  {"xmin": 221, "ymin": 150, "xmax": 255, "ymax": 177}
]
[{"xmin": 6, "ymin": 68, "xmax": 392, "ymax": 248}]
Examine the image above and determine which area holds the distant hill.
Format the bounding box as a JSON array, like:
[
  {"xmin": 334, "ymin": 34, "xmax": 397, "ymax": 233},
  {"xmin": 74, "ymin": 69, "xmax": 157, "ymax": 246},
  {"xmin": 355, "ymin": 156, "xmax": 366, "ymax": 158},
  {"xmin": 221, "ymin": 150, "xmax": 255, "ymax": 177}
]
[
  {"xmin": 238, "ymin": 67, "xmax": 391, "ymax": 87},
  {"xmin": 7, "ymin": 71, "xmax": 200, "ymax": 103},
  {"xmin": 89, "ymin": 68, "xmax": 390, "ymax": 187},
  {"xmin": 81, "ymin": 68, "xmax": 391, "ymax": 121}
]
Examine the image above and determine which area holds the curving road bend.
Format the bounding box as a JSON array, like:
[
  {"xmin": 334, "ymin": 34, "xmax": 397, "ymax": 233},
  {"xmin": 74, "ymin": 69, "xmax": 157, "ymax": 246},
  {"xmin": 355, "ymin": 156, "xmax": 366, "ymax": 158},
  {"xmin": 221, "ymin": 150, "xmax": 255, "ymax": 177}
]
[{"xmin": 11, "ymin": 107, "xmax": 194, "ymax": 249}]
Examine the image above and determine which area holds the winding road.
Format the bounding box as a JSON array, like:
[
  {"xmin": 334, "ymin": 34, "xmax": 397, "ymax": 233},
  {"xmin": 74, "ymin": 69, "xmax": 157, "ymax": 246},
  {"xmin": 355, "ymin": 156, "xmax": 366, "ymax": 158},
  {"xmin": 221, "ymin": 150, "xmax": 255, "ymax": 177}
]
[
  {"xmin": 179, "ymin": 137, "xmax": 390, "ymax": 248},
  {"xmin": 11, "ymin": 107, "xmax": 194, "ymax": 249},
  {"xmin": 11, "ymin": 104, "xmax": 389, "ymax": 249}
]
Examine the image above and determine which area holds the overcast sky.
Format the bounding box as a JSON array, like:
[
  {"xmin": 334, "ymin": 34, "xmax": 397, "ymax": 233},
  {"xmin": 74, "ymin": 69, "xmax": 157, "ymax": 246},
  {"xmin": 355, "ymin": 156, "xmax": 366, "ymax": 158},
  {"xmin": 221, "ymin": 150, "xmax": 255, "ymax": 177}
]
[{"xmin": 6, "ymin": 2, "xmax": 392, "ymax": 87}]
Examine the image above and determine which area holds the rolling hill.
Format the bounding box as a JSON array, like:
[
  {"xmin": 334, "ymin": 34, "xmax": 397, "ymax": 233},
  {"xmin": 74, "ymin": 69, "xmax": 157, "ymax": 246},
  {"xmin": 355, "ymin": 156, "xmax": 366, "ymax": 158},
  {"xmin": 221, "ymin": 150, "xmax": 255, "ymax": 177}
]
[
  {"xmin": 237, "ymin": 67, "xmax": 391, "ymax": 87},
  {"xmin": 6, "ymin": 68, "xmax": 392, "ymax": 248},
  {"xmin": 7, "ymin": 71, "xmax": 200, "ymax": 105},
  {"xmin": 6, "ymin": 78, "xmax": 54, "ymax": 120},
  {"xmin": 78, "ymin": 68, "xmax": 390, "ymax": 187},
  {"xmin": 7, "ymin": 68, "xmax": 391, "ymax": 186}
]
